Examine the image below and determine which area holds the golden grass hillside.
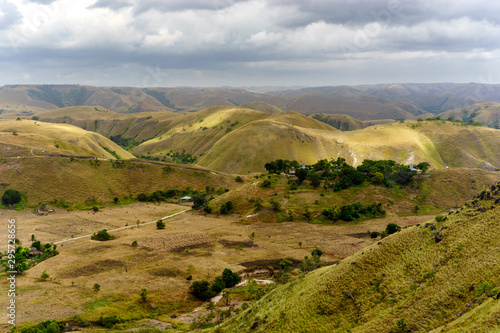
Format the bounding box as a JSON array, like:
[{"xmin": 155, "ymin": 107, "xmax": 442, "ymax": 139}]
[
  {"xmin": 0, "ymin": 119, "xmax": 134, "ymax": 159},
  {"xmin": 214, "ymin": 182, "xmax": 500, "ymax": 332},
  {"xmin": 21, "ymin": 107, "xmax": 500, "ymax": 174},
  {"xmin": 0, "ymin": 157, "xmax": 234, "ymax": 206}
]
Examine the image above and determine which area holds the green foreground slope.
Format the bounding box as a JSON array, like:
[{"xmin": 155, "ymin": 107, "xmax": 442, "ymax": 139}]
[{"xmin": 215, "ymin": 182, "xmax": 500, "ymax": 333}]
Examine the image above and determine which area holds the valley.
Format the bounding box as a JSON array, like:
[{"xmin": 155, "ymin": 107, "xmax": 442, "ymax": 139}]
[{"xmin": 0, "ymin": 83, "xmax": 498, "ymax": 332}]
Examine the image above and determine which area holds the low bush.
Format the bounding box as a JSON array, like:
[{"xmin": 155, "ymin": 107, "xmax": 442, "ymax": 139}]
[{"xmin": 91, "ymin": 229, "xmax": 114, "ymax": 241}]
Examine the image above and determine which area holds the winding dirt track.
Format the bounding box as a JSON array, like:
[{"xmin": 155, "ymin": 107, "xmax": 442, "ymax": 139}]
[{"xmin": 52, "ymin": 209, "xmax": 189, "ymax": 245}]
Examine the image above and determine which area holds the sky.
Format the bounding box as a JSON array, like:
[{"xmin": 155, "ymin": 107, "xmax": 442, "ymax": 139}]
[{"xmin": 0, "ymin": 0, "xmax": 499, "ymax": 87}]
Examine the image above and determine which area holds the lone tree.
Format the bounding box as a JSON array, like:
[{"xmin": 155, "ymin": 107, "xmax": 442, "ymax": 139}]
[
  {"xmin": 156, "ymin": 219, "xmax": 166, "ymax": 229},
  {"xmin": 2, "ymin": 189, "xmax": 22, "ymax": 205}
]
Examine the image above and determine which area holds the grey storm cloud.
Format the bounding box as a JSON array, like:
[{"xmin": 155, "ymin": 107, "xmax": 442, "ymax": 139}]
[
  {"xmin": 0, "ymin": 0, "xmax": 22, "ymax": 30},
  {"xmin": 25, "ymin": 0, "xmax": 58, "ymax": 4},
  {"xmin": 133, "ymin": 0, "xmax": 247, "ymax": 15},
  {"xmin": 267, "ymin": 0, "xmax": 500, "ymax": 27},
  {"xmin": 89, "ymin": 0, "xmax": 134, "ymax": 11},
  {"xmin": 1, "ymin": 0, "xmax": 500, "ymax": 87}
]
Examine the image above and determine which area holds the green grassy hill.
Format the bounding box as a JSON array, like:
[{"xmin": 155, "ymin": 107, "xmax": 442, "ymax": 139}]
[
  {"xmin": 0, "ymin": 119, "xmax": 134, "ymax": 159},
  {"xmin": 214, "ymin": 181, "xmax": 500, "ymax": 332}
]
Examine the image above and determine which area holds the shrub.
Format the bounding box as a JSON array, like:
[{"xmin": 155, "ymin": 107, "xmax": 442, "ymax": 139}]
[
  {"xmin": 370, "ymin": 231, "xmax": 379, "ymax": 239},
  {"xmin": 186, "ymin": 274, "xmax": 192, "ymax": 281},
  {"xmin": 113, "ymin": 197, "xmax": 119, "ymax": 204},
  {"xmin": 220, "ymin": 201, "xmax": 233, "ymax": 215},
  {"xmin": 190, "ymin": 280, "xmax": 216, "ymax": 301},
  {"xmin": 260, "ymin": 179, "xmax": 271, "ymax": 188},
  {"xmin": 280, "ymin": 259, "xmax": 292, "ymax": 271},
  {"xmin": 91, "ymin": 229, "xmax": 114, "ymax": 241},
  {"xmin": 211, "ymin": 276, "xmax": 225, "ymax": 293},
  {"xmin": 386, "ymin": 223, "xmax": 401, "ymax": 235},
  {"xmin": 192, "ymin": 193, "xmax": 207, "ymax": 210},
  {"xmin": 435, "ymin": 215, "xmax": 445, "ymax": 222},
  {"xmin": 97, "ymin": 315, "xmax": 119, "ymax": 329},
  {"xmin": 137, "ymin": 193, "xmax": 149, "ymax": 202},
  {"xmin": 2, "ymin": 189, "xmax": 22, "ymax": 205},
  {"xmin": 203, "ymin": 205, "xmax": 212, "ymax": 214},
  {"xmin": 131, "ymin": 240, "xmax": 138, "ymax": 247},
  {"xmin": 91, "ymin": 205, "xmax": 99, "ymax": 213},
  {"xmin": 156, "ymin": 219, "xmax": 166, "ymax": 229},
  {"xmin": 476, "ymin": 282, "xmax": 499, "ymax": 298},
  {"xmin": 235, "ymin": 176, "xmax": 243, "ymax": 183},
  {"xmin": 40, "ymin": 270, "xmax": 50, "ymax": 281},
  {"xmin": 32, "ymin": 240, "xmax": 42, "ymax": 250},
  {"xmin": 140, "ymin": 288, "xmax": 148, "ymax": 302},
  {"xmin": 311, "ymin": 248, "xmax": 323, "ymax": 258},
  {"xmin": 93, "ymin": 283, "xmax": 101, "ymax": 293},
  {"xmin": 380, "ymin": 230, "xmax": 388, "ymax": 238},
  {"xmin": 270, "ymin": 198, "xmax": 281, "ymax": 212},
  {"xmin": 222, "ymin": 268, "xmax": 241, "ymax": 288}
]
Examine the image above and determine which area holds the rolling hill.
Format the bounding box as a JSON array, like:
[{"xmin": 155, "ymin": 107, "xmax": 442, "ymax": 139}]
[
  {"xmin": 31, "ymin": 105, "xmax": 500, "ymax": 174},
  {"xmin": 0, "ymin": 119, "xmax": 134, "ymax": 159},
  {"xmin": 214, "ymin": 182, "xmax": 500, "ymax": 332},
  {"xmin": 438, "ymin": 103, "xmax": 500, "ymax": 128}
]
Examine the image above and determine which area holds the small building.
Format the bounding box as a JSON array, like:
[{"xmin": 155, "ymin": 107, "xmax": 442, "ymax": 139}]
[
  {"xmin": 289, "ymin": 167, "xmax": 296, "ymax": 175},
  {"xmin": 180, "ymin": 196, "xmax": 192, "ymax": 201}
]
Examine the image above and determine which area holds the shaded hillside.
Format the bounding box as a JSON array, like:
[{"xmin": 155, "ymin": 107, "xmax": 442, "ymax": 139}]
[
  {"xmin": 284, "ymin": 93, "xmax": 413, "ymax": 120},
  {"xmin": 312, "ymin": 113, "xmax": 366, "ymax": 131},
  {"xmin": 0, "ymin": 119, "xmax": 134, "ymax": 159},
  {"xmin": 214, "ymin": 182, "xmax": 500, "ymax": 332},
  {"xmin": 438, "ymin": 103, "xmax": 500, "ymax": 128},
  {"xmin": 0, "ymin": 157, "xmax": 233, "ymax": 206},
  {"xmin": 239, "ymin": 101, "xmax": 283, "ymax": 113},
  {"xmin": 34, "ymin": 105, "xmax": 184, "ymax": 143}
]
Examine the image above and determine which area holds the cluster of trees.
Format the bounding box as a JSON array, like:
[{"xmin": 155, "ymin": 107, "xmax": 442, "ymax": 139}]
[
  {"xmin": 16, "ymin": 320, "xmax": 62, "ymax": 333},
  {"xmin": 265, "ymin": 158, "xmax": 430, "ymax": 191},
  {"xmin": 189, "ymin": 268, "xmax": 242, "ymax": 301},
  {"xmin": 322, "ymin": 202, "xmax": 386, "ymax": 222},
  {"xmin": 167, "ymin": 150, "xmax": 198, "ymax": 164},
  {"xmin": 137, "ymin": 189, "xmax": 183, "ymax": 202},
  {"xmin": 264, "ymin": 159, "xmax": 300, "ymax": 174},
  {"xmin": 2, "ymin": 239, "xmax": 59, "ymax": 274}
]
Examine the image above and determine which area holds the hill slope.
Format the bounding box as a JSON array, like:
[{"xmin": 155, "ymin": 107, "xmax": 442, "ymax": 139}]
[
  {"xmin": 0, "ymin": 119, "xmax": 134, "ymax": 159},
  {"xmin": 215, "ymin": 182, "xmax": 500, "ymax": 332},
  {"xmin": 197, "ymin": 120, "xmax": 500, "ymax": 174},
  {"xmin": 438, "ymin": 103, "xmax": 500, "ymax": 128}
]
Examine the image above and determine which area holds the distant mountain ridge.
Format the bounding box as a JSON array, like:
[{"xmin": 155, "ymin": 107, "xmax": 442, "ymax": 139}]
[{"xmin": 2, "ymin": 83, "xmax": 500, "ymax": 121}]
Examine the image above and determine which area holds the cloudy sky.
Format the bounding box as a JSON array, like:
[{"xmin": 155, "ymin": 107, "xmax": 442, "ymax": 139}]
[{"xmin": 0, "ymin": 0, "xmax": 499, "ymax": 87}]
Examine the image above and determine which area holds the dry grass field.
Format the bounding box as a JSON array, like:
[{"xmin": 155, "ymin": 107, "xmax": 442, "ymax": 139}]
[{"xmin": 0, "ymin": 201, "xmax": 437, "ymax": 330}]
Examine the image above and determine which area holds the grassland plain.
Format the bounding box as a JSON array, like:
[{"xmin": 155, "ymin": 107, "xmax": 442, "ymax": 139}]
[
  {"xmin": 0, "ymin": 201, "xmax": 437, "ymax": 330},
  {"xmin": 212, "ymin": 182, "xmax": 500, "ymax": 333}
]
